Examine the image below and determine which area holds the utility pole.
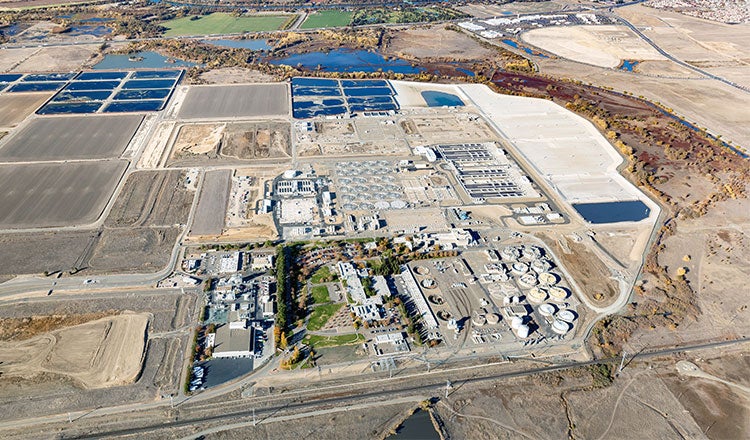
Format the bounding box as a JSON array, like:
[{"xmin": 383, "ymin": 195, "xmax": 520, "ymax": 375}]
[
  {"xmin": 445, "ymin": 380, "xmax": 452, "ymax": 398},
  {"xmin": 618, "ymin": 350, "xmax": 627, "ymax": 374}
]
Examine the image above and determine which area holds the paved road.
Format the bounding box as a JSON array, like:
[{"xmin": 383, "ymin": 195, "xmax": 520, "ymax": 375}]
[{"xmin": 5, "ymin": 336, "xmax": 742, "ymax": 438}]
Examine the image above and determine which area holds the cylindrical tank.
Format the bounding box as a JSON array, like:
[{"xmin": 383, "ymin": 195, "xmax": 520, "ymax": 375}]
[
  {"xmin": 517, "ymin": 324, "xmax": 530, "ymax": 338},
  {"xmin": 511, "ymin": 262, "xmax": 529, "ymax": 275},
  {"xmin": 538, "ymin": 303, "xmax": 556, "ymax": 317},
  {"xmin": 503, "ymin": 296, "xmax": 512, "ymax": 305},
  {"xmin": 518, "ymin": 273, "xmax": 538, "ymax": 288},
  {"xmin": 512, "ymin": 296, "xmax": 520, "ymax": 304},
  {"xmin": 472, "ymin": 314, "xmax": 487, "ymax": 326},
  {"xmin": 283, "ymin": 169, "xmax": 298, "ymax": 179},
  {"xmin": 538, "ymin": 272, "xmax": 558, "ymax": 285},
  {"xmin": 552, "ymin": 319, "xmax": 570, "ymax": 335},
  {"xmin": 486, "ymin": 313, "xmax": 500, "ymax": 325},
  {"xmin": 510, "ymin": 316, "xmax": 523, "ymax": 329},
  {"xmin": 522, "ymin": 245, "xmax": 542, "ymax": 260},
  {"xmin": 548, "ymin": 286, "xmax": 568, "ymax": 301},
  {"xmin": 531, "ymin": 258, "xmax": 553, "ymax": 273},
  {"xmin": 502, "ymin": 245, "xmax": 521, "ymax": 261},
  {"xmin": 557, "ymin": 309, "xmax": 576, "ymax": 323},
  {"xmin": 528, "ymin": 287, "xmax": 547, "ymax": 304}
]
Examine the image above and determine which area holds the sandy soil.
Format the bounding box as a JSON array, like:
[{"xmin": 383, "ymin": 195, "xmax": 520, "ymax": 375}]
[
  {"xmin": 172, "ymin": 123, "xmax": 226, "ymax": 158},
  {"xmin": 387, "ymin": 26, "xmax": 494, "ymax": 60},
  {"xmin": 0, "ymin": 312, "xmax": 148, "ymax": 389},
  {"xmin": 11, "ymin": 44, "xmax": 100, "ymax": 72},
  {"xmin": 523, "ymin": 25, "xmax": 665, "ymax": 68},
  {"xmin": 198, "ymin": 67, "xmax": 279, "ymax": 84},
  {"xmin": 0, "ymin": 93, "xmax": 52, "ymax": 127}
]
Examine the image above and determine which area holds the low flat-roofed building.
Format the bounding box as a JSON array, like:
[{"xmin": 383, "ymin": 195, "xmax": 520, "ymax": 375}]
[{"xmin": 213, "ymin": 324, "xmax": 253, "ymax": 358}]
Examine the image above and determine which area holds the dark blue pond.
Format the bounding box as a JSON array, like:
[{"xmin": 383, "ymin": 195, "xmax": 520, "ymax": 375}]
[
  {"xmin": 456, "ymin": 67, "xmax": 475, "ymax": 77},
  {"xmin": 422, "ymin": 90, "xmax": 464, "ymax": 107},
  {"xmin": 94, "ymin": 51, "xmax": 195, "ymax": 70},
  {"xmin": 619, "ymin": 60, "xmax": 639, "ymax": 71},
  {"xmin": 273, "ymin": 49, "xmax": 423, "ymax": 74},
  {"xmin": 114, "ymin": 88, "xmax": 172, "ymax": 100},
  {"xmin": 37, "ymin": 101, "xmax": 103, "ymax": 114},
  {"xmin": 23, "ymin": 73, "xmax": 76, "ymax": 82},
  {"xmin": 53, "ymin": 90, "xmax": 112, "ymax": 101},
  {"xmin": 0, "ymin": 73, "xmax": 22, "ymax": 82},
  {"xmin": 76, "ymin": 71, "xmax": 128, "ymax": 81},
  {"xmin": 293, "ymin": 106, "xmax": 347, "ymax": 119},
  {"xmin": 293, "ymin": 99, "xmax": 345, "ymax": 109},
  {"xmin": 340, "ymin": 79, "xmax": 388, "ymax": 88},
  {"xmin": 80, "ymin": 17, "xmax": 114, "ymax": 23},
  {"xmin": 121, "ymin": 79, "xmax": 176, "ymax": 89},
  {"xmin": 573, "ymin": 200, "xmax": 650, "ymax": 224},
  {"xmin": 343, "ymin": 86, "xmax": 393, "ymax": 97},
  {"xmin": 501, "ymin": 39, "xmax": 549, "ymax": 58},
  {"xmin": 291, "ymin": 77, "xmax": 338, "ymax": 87},
  {"xmin": 202, "ymin": 39, "xmax": 271, "ymax": 50},
  {"xmin": 132, "ymin": 70, "xmax": 182, "ymax": 79},
  {"xmin": 347, "ymin": 96, "xmax": 394, "ymax": 104},
  {"xmin": 292, "ymin": 86, "xmax": 341, "ymax": 97},
  {"xmin": 65, "ymin": 80, "xmax": 121, "ymax": 91},
  {"xmin": 388, "ymin": 409, "xmax": 439, "ymax": 440},
  {"xmin": 103, "ymin": 99, "xmax": 165, "ymax": 112},
  {"xmin": 350, "ymin": 103, "xmax": 397, "ymax": 112},
  {"xmin": 8, "ymin": 82, "xmax": 65, "ymax": 92}
]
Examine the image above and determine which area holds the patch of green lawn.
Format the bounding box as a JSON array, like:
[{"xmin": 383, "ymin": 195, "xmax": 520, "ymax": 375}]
[
  {"xmin": 311, "ymin": 285, "xmax": 330, "ymax": 304},
  {"xmin": 303, "ymin": 332, "xmax": 365, "ymax": 348},
  {"xmin": 310, "ymin": 265, "xmax": 337, "ymax": 284},
  {"xmin": 307, "ymin": 303, "xmax": 343, "ymax": 331},
  {"xmin": 300, "ymin": 10, "xmax": 353, "ymax": 29},
  {"xmin": 161, "ymin": 13, "xmax": 292, "ymax": 37}
]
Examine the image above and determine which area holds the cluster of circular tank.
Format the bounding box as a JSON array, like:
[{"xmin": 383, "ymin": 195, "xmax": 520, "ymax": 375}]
[{"xmin": 472, "ymin": 312, "xmax": 500, "ymax": 327}]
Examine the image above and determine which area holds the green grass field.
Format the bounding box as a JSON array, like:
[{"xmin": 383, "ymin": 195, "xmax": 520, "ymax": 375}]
[
  {"xmin": 300, "ymin": 10, "xmax": 353, "ymax": 29},
  {"xmin": 161, "ymin": 13, "xmax": 292, "ymax": 37},
  {"xmin": 310, "ymin": 265, "xmax": 337, "ymax": 284},
  {"xmin": 311, "ymin": 285, "xmax": 330, "ymax": 304},
  {"xmin": 303, "ymin": 332, "xmax": 364, "ymax": 348},
  {"xmin": 307, "ymin": 303, "xmax": 343, "ymax": 331}
]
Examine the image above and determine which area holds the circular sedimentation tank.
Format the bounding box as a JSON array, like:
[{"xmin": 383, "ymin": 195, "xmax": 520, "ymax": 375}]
[
  {"xmin": 428, "ymin": 295, "xmax": 444, "ymax": 305},
  {"xmin": 538, "ymin": 272, "xmax": 558, "ymax": 285},
  {"xmin": 522, "ymin": 245, "xmax": 543, "ymax": 260},
  {"xmin": 527, "ymin": 287, "xmax": 548, "ymax": 304},
  {"xmin": 531, "ymin": 259, "xmax": 553, "ymax": 273},
  {"xmin": 486, "ymin": 313, "xmax": 500, "ymax": 325},
  {"xmin": 518, "ymin": 273, "xmax": 538, "ymax": 288},
  {"xmin": 548, "ymin": 286, "xmax": 568, "ymax": 301},
  {"xmin": 557, "ymin": 309, "xmax": 576, "ymax": 323},
  {"xmin": 502, "ymin": 245, "xmax": 521, "ymax": 261},
  {"xmin": 511, "ymin": 262, "xmax": 529, "ymax": 275},
  {"xmin": 552, "ymin": 319, "xmax": 570, "ymax": 335},
  {"xmin": 436, "ymin": 310, "xmax": 453, "ymax": 321},
  {"xmin": 538, "ymin": 303, "xmax": 556, "ymax": 317},
  {"xmin": 421, "ymin": 278, "xmax": 437, "ymax": 289},
  {"xmin": 415, "ymin": 266, "xmax": 430, "ymax": 275},
  {"xmin": 472, "ymin": 314, "xmax": 487, "ymax": 326}
]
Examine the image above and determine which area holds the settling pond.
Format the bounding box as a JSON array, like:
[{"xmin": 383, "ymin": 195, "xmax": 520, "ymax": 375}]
[
  {"xmin": 422, "ymin": 90, "xmax": 464, "ymax": 107},
  {"xmin": 270, "ymin": 49, "xmax": 423, "ymax": 74},
  {"xmin": 573, "ymin": 200, "xmax": 650, "ymax": 224},
  {"xmin": 93, "ymin": 51, "xmax": 195, "ymax": 70},
  {"xmin": 388, "ymin": 409, "xmax": 440, "ymax": 440}
]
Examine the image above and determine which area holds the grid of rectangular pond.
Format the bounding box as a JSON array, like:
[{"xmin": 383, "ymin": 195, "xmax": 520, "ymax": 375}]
[
  {"xmin": 291, "ymin": 77, "xmax": 398, "ymax": 119},
  {"xmin": 34, "ymin": 70, "xmax": 183, "ymax": 115}
]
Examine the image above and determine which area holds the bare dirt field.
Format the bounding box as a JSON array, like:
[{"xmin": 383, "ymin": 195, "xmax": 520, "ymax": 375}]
[
  {"xmin": 401, "ymin": 112, "xmax": 497, "ymax": 143},
  {"xmin": 457, "ymin": 0, "xmax": 570, "ymax": 18},
  {"xmin": 297, "ymin": 118, "xmax": 410, "ymax": 157},
  {"xmin": 0, "ymin": 114, "xmax": 143, "ymax": 161},
  {"xmin": 88, "ymin": 227, "xmax": 179, "ymax": 274},
  {"xmin": 0, "ymin": 93, "xmax": 51, "ymax": 127},
  {"xmin": 198, "ymin": 67, "xmax": 278, "ymax": 84},
  {"xmin": 0, "ymin": 160, "xmax": 128, "ymax": 229},
  {"xmin": 169, "ymin": 121, "xmax": 291, "ymax": 165},
  {"xmin": 387, "ymin": 26, "xmax": 494, "ymax": 60},
  {"xmin": 11, "ymin": 44, "xmax": 100, "ymax": 72},
  {"xmin": 105, "ymin": 170, "xmax": 195, "ymax": 228},
  {"xmin": 522, "ymin": 25, "xmax": 665, "ymax": 68},
  {"xmin": 0, "ymin": 312, "xmax": 149, "ymax": 389},
  {"xmin": 190, "ymin": 169, "xmax": 232, "ymax": 236},
  {"xmin": 0, "ymin": 290, "xmax": 194, "ymax": 423},
  {"xmin": 0, "ymin": 230, "xmax": 96, "ymax": 276},
  {"xmin": 0, "ymin": 47, "xmax": 37, "ymax": 72},
  {"xmin": 177, "ymin": 84, "xmax": 289, "ymax": 119}
]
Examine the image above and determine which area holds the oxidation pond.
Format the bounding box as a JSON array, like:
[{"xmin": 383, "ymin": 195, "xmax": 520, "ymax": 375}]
[
  {"xmin": 272, "ymin": 49, "xmax": 423, "ymax": 74},
  {"xmin": 573, "ymin": 200, "xmax": 650, "ymax": 224},
  {"xmin": 93, "ymin": 51, "xmax": 195, "ymax": 70},
  {"xmin": 422, "ymin": 90, "xmax": 464, "ymax": 107}
]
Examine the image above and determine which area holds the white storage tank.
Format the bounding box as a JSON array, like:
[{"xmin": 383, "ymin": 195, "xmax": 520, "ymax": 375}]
[
  {"xmin": 538, "ymin": 303, "xmax": 556, "ymax": 317},
  {"xmin": 517, "ymin": 324, "xmax": 530, "ymax": 338},
  {"xmin": 510, "ymin": 316, "xmax": 524, "ymax": 329},
  {"xmin": 552, "ymin": 319, "xmax": 570, "ymax": 335}
]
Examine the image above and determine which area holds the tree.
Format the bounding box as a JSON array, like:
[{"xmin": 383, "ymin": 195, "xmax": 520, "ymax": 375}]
[{"xmin": 279, "ymin": 331, "xmax": 289, "ymax": 350}]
